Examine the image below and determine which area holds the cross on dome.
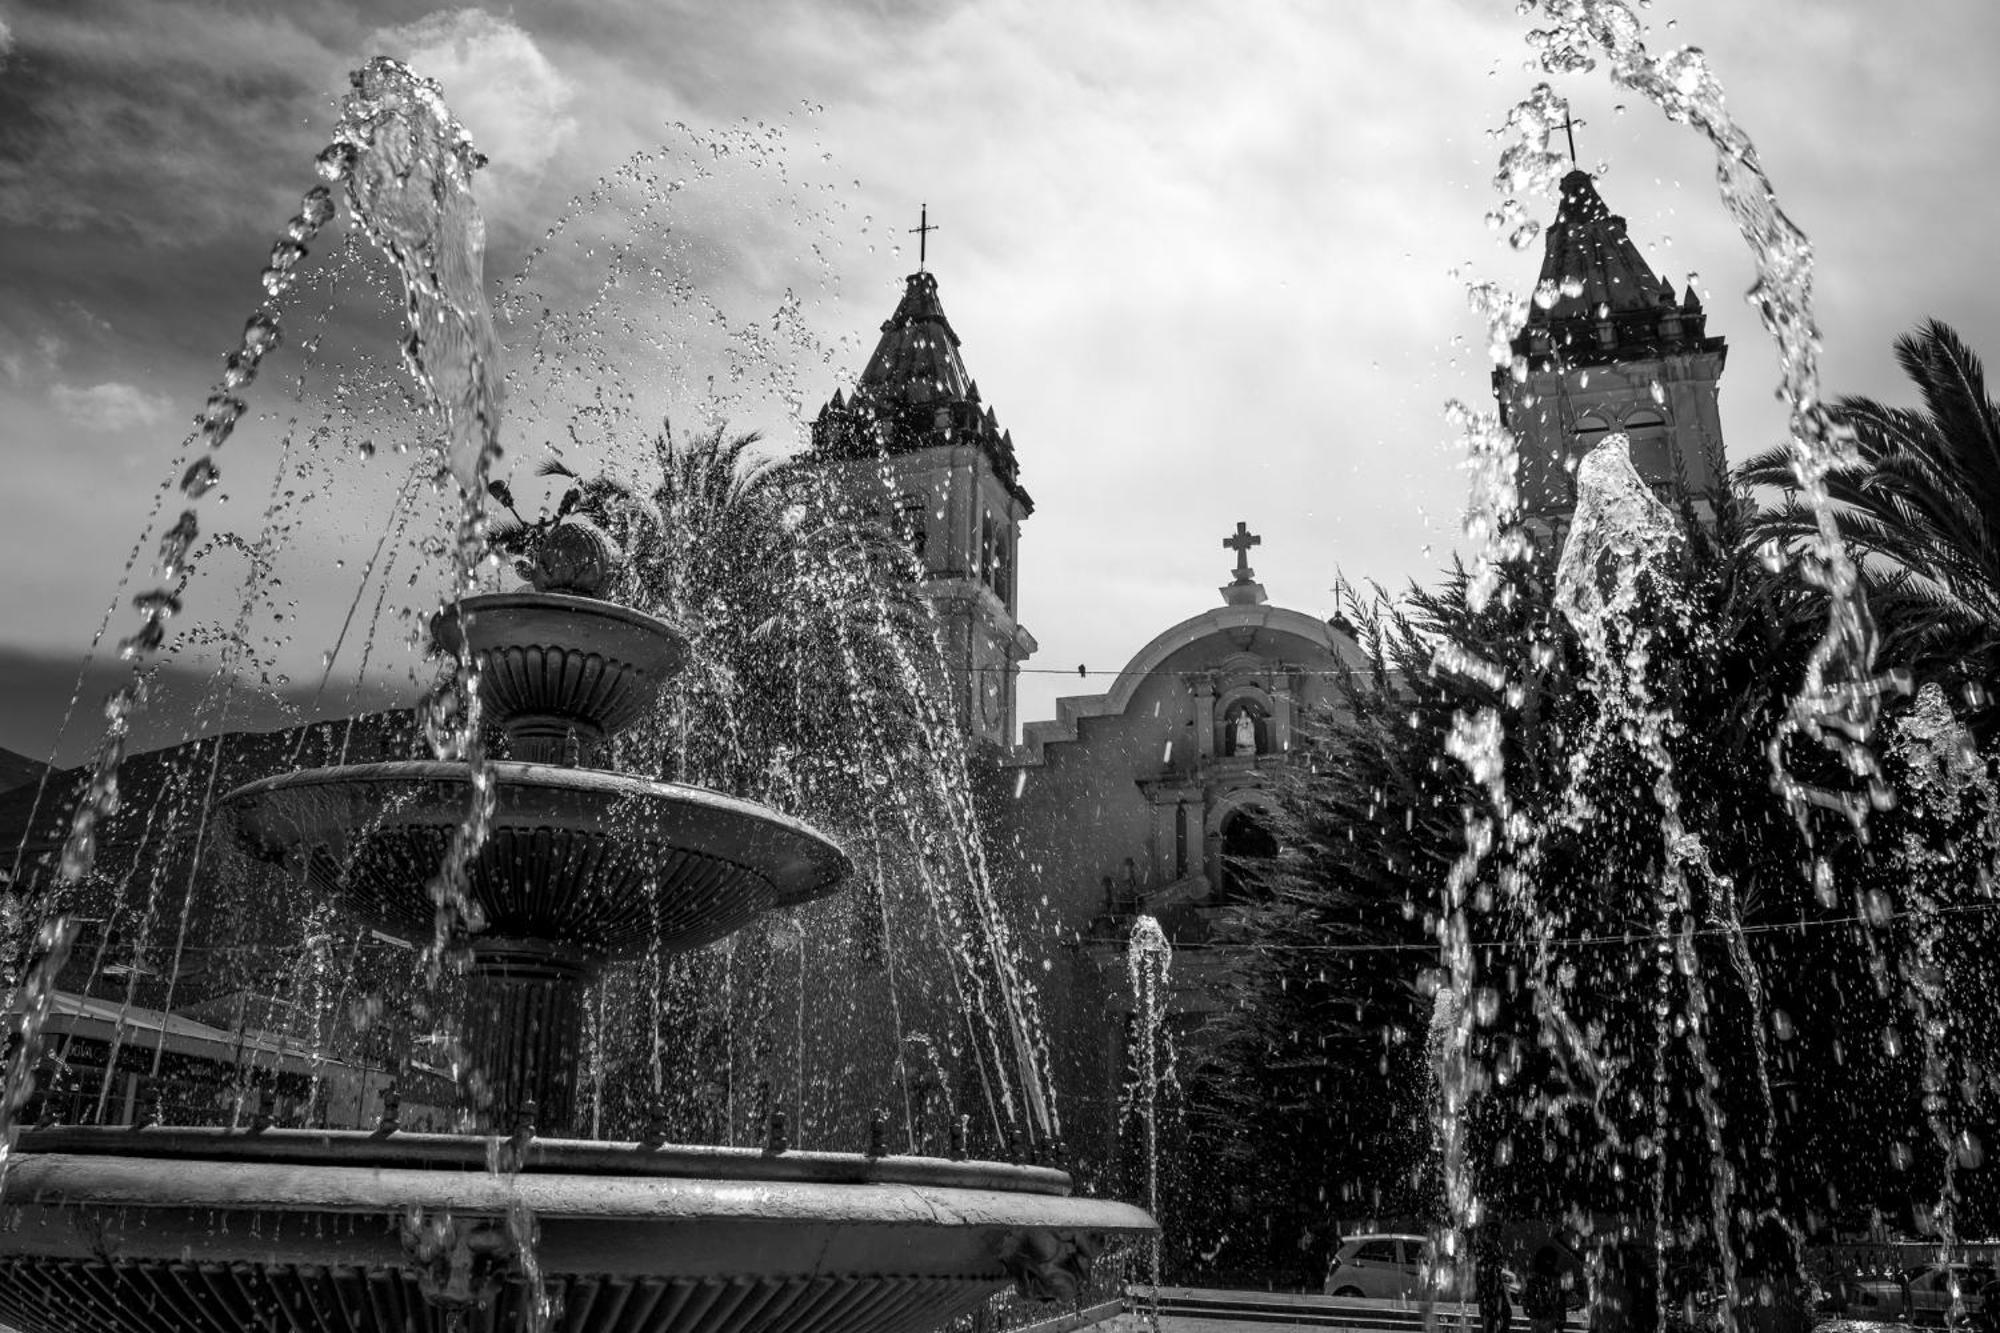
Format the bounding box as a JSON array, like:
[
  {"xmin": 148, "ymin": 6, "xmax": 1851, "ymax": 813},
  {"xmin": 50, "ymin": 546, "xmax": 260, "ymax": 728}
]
[
  {"xmin": 1220, "ymin": 521, "xmax": 1267, "ymax": 606},
  {"xmin": 1224, "ymin": 521, "xmax": 1261, "ymax": 582}
]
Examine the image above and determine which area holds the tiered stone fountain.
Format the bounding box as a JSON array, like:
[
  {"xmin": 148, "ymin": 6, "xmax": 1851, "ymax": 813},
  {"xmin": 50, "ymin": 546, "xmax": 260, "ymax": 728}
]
[{"xmin": 0, "ymin": 526, "xmax": 1153, "ymax": 1333}]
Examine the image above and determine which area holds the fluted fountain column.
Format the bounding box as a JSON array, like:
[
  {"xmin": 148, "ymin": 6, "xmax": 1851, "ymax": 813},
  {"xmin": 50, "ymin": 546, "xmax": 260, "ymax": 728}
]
[{"xmin": 461, "ymin": 939, "xmax": 596, "ymax": 1136}]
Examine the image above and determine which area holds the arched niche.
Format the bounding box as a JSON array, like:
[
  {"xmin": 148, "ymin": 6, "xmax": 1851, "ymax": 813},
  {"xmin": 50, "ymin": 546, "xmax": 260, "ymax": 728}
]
[{"xmin": 1214, "ymin": 683, "xmax": 1275, "ymax": 757}]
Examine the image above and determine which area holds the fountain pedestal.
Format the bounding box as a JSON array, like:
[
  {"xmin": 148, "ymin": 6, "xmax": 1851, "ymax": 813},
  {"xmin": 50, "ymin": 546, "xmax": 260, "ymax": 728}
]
[{"xmin": 462, "ymin": 939, "xmax": 595, "ymax": 1136}]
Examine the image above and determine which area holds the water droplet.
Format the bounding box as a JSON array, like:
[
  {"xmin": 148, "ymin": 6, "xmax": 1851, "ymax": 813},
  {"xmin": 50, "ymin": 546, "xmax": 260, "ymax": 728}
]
[
  {"xmin": 299, "ymin": 185, "xmax": 336, "ymax": 230},
  {"xmin": 241, "ymin": 312, "xmax": 282, "ymax": 357},
  {"xmin": 157, "ymin": 510, "xmax": 199, "ymax": 576},
  {"xmin": 315, "ymin": 142, "xmax": 358, "ymax": 182},
  {"xmin": 131, "ymin": 589, "xmax": 181, "ymax": 619},
  {"xmin": 179, "ymin": 456, "xmax": 221, "ymax": 499}
]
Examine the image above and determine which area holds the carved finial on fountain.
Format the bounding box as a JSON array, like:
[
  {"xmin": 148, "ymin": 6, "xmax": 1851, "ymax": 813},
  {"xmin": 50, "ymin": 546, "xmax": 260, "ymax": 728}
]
[
  {"xmin": 519, "ymin": 519, "xmax": 622, "ymax": 599},
  {"xmin": 486, "ymin": 472, "xmax": 630, "ymax": 600}
]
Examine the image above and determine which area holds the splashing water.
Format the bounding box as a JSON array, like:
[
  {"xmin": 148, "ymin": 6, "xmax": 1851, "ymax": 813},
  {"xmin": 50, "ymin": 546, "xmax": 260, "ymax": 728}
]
[
  {"xmin": 1513, "ymin": 0, "xmax": 1904, "ymax": 820},
  {"xmin": 1123, "ymin": 914, "xmax": 1175, "ymax": 1302},
  {"xmin": 1552, "ymin": 438, "xmax": 1684, "ymax": 649},
  {"xmin": 321, "ymin": 57, "xmax": 506, "ymax": 963},
  {"xmin": 1435, "ymin": 5, "xmax": 1917, "ymax": 1312},
  {"xmin": 1555, "ymin": 437, "xmax": 1749, "ymax": 1325}
]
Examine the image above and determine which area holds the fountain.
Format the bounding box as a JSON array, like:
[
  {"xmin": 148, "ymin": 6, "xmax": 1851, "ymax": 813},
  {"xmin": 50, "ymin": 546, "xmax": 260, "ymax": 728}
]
[
  {"xmin": 0, "ymin": 58, "xmax": 1150, "ymax": 1333},
  {"xmin": 0, "ymin": 511, "xmax": 1152, "ymax": 1333}
]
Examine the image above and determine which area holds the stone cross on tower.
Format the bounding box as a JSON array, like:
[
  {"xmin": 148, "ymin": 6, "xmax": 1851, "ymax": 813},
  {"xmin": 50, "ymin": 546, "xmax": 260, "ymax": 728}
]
[
  {"xmin": 909, "ymin": 203, "xmax": 938, "ymax": 272},
  {"xmin": 1559, "ymin": 105, "xmax": 1585, "ymax": 165},
  {"xmin": 1220, "ymin": 521, "xmax": 1267, "ymax": 606}
]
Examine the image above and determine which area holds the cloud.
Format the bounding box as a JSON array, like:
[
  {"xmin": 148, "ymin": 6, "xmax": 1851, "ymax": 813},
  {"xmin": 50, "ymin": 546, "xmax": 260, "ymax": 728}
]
[
  {"xmin": 0, "ymin": 3, "xmax": 342, "ymax": 237},
  {"xmin": 50, "ymin": 380, "xmax": 170, "ymax": 431},
  {"xmin": 364, "ymin": 10, "xmax": 575, "ymax": 195},
  {"xmin": 0, "ymin": 15, "xmax": 13, "ymax": 57}
]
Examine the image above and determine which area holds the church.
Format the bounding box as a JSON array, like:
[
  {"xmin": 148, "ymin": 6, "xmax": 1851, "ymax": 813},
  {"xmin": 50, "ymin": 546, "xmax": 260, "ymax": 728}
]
[
  {"xmin": 0, "ymin": 163, "xmax": 1732, "ymax": 1227},
  {"xmin": 802, "ymin": 164, "xmax": 1732, "ymax": 1177}
]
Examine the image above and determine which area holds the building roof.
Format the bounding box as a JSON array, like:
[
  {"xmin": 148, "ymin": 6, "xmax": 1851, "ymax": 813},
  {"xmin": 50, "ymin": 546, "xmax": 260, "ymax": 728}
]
[
  {"xmin": 810, "ymin": 271, "xmax": 1030, "ymax": 508},
  {"xmin": 1509, "ymin": 169, "xmax": 1723, "ymax": 372},
  {"xmin": 855, "ymin": 270, "xmax": 976, "ymax": 404},
  {"xmin": 0, "ymin": 745, "xmax": 48, "ymax": 797}
]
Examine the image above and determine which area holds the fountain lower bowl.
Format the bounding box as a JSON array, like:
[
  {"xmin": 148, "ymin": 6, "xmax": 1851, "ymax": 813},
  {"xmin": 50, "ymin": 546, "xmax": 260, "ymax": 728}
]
[
  {"xmin": 225, "ymin": 761, "xmax": 849, "ymax": 957},
  {"xmin": 0, "ymin": 1127, "xmax": 1153, "ymax": 1333}
]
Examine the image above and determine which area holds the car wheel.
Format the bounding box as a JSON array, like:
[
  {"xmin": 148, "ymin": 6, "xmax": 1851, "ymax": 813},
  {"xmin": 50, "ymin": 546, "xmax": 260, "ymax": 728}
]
[{"xmin": 1334, "ymin": 1287, "xmax": 1364, "ymax": 1299}]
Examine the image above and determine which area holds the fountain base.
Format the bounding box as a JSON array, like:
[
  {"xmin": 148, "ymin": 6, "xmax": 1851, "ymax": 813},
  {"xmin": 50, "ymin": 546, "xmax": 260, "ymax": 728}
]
[{"xmin": 0, "ymin": 1128, "xmax": 1152, "ymax": 1333}]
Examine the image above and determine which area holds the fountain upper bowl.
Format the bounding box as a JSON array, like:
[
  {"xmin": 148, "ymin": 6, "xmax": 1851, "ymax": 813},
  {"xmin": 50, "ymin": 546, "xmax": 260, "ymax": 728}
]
[
  {"xmin": 430, "ymin": 590, "xmax": 687, "ymax": 762},
  {"xmin": 223, "ymin": 759, "xmax": 850, "ymax": 958}
]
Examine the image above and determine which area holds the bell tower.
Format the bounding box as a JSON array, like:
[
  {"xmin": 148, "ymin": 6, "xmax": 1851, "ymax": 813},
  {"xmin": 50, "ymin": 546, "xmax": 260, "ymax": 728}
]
[
  {"xmin": 808, "ymin": 263, "xmax": 1035, "ymax": 749},
  {"xmin": 1496, "ymin": 169, "xmax": 1729, "ymax": 536}
]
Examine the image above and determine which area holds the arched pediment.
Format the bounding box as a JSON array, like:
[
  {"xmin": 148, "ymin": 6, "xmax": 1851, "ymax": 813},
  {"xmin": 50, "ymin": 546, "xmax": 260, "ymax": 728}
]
[
  {"xmin": 1102, "ymin": 604, "xmax": 1362, "ymax": 716},
  {"xmin": 1011, "ymin": 602, "xmax": 1365, "ymax": 769}
]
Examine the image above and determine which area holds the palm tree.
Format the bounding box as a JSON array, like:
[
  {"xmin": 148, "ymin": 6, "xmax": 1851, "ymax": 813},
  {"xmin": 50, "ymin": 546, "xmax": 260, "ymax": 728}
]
[{"xmin": 1741, "ymin": 319, "xmax": 2000, "ymax": 681}]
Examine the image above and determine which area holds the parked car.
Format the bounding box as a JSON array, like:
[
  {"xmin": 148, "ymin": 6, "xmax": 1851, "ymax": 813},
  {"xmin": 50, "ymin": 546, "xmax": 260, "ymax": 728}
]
[
  {"xmin": 1325, "ymin": 1234, "xmax": 1431, "ymax": 1300},
  {"xmin": 1324, "ymin": 1234, "xmax": 1490, "ymax": 1302},
  {"xmin": 1839, "ymin": 1264, "xmax": 1993, "ymax": 1326},
  {"xmin": 1840, "ymin": 1267, "xmax": 1914, "ymax": 1319},
  {"xmin": 1906, "ymin": 1263, "xmax": 1993, "ymax": 1327}
]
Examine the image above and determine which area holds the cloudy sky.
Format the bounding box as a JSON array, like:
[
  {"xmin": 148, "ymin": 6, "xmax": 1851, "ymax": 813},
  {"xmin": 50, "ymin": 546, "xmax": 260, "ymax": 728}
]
[{"xmin": 1, "ymin": 0, "xmax": 1996, "ymax": 763}]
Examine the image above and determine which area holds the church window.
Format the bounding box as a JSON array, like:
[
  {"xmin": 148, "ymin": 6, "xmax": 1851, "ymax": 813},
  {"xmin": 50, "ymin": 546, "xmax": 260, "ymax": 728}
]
[
  {"xmin": 892, "ymin": 494, "xmax": 927, "ymax": 560},
  {"xmin": 1623, "ymin": 408, "xmax": 1672, "ymax": 483},
  {"xmin": 1175, "ymin": 805, "xmax": 1189, "ymax": 879},
  {"xmin": 1573, "ymin": 412, "xmax": 1611, "ymax": 450},
  {"xmin": 980, "ymin": 512, "xmax": 998, "ymax": 590},
  {"xmin": 993, "ymin": 527, "xmax": 1014, "ymax": 604}
]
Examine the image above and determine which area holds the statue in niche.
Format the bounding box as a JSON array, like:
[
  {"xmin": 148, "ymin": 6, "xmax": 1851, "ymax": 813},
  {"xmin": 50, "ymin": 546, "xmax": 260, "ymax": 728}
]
[{"xmin": 1231, "ymin": 709, "xmax": 1257, "ymax": 756}]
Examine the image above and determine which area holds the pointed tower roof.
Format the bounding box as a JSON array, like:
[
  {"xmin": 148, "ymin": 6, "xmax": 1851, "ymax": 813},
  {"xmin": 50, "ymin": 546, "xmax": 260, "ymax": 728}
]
[
  {"xmin": 811, "ymin": 271, "xmax": 1030, "ymax": 508},
  {"xmin": 855, "ymin": 271, "xmax": 975, "ymax": 405},
  {"xmin": 1531, "ymin": 171, "xmax": 1671, "ymax": 322},
  {"xmin": 1511, "ymin": 170, "xmax": 1723, "ymax": 371}
]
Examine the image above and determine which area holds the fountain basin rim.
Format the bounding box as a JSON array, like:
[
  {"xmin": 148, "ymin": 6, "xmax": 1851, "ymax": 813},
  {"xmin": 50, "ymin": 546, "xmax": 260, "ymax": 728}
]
[
  {"xmin": 0, "ymin": 1150, "xmax": 1157, "ymax": 1236},
  {"xmin": 428, "ymin": 589, "xmax": 686, "ymax": 651},
  {"xmin": 11, "ymin": 1125, "xmax": 1077, "ymax": 1195},
  {"xmin": 224, "ymin": 758, "xmax": 852, "ymax": 905}
]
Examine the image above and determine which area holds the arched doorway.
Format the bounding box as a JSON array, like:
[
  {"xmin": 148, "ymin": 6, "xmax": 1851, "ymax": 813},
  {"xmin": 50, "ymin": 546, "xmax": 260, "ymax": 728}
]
[{"xmin": 1217, "ymin": 806, "xmax": 1279, "ymax": 903}]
